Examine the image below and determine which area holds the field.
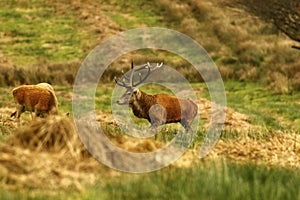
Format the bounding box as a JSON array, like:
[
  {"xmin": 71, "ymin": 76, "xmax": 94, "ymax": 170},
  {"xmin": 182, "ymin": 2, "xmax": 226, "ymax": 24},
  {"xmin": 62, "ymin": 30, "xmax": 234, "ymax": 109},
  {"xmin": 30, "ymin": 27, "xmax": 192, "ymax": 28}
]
[{"xmin": 0, "ymin": 0, "xmax": 300, "ymax": 199}]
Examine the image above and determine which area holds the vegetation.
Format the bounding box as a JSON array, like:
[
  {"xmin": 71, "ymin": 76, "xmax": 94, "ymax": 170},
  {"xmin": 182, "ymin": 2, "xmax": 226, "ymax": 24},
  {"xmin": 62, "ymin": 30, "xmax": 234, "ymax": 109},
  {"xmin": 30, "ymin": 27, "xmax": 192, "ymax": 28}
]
[
  {"xmin": 1, "ymin": 160, "xmax": 299, "ymax": 200},
  {"xmin": 99, "ymin": 0, "xmax": 300, "ymax": 92},
  {"xmin": 0, "ymin": 0, "xmax": 299, "ymax": 92},
  {"xmin": 0, "ymin": 0, "xmax": 299, "ymax": 199},
  {"xmin": 95, "ymin": 162, "xmax": 300, "ymax": 200},
  {"xmin": 227, "ymin": 0, "xmax": 300, "ymax": 46},
  {"xmin": 0, "ymin": 1, "xmax": 91, "ymax": 66},
  {"xmin": 224, "ymin": 82, "xmax": 300, "ymax": 130}
]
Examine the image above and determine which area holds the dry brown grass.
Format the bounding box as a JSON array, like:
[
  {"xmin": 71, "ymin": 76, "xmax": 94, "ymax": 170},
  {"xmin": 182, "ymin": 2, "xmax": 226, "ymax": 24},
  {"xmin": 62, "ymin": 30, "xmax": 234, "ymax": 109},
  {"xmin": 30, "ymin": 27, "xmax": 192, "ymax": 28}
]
[
  {"xmin": 211, "ymin": 131, "xmax": 300, "ymax": 169},
  {"xmin": 0, "ymin": 116, "xmax": 99, "ymax": 191},
  {"xmin": 196, "ymin": 97, "xmax": 262, "ymax": 132},
  {"xmin": 0, "ymin": 61, "xmax": 80, "ymax": 87},
  {"xmin": 0, "ymin": 106, "xmax": 299, "ymax": 192},
  {"xmin": 7, "ymin": 116, "xmax": 86, "ymax": 157},
  {"xmin": 0, "ymin": 97, "xmax": 259, "ymax": 191},
  {"xmin": 266, "ymin": 58, "xmax": 300, "ymax": 93},
  {"xmin": 0, "ymin": 115, "xmax": 166, "ymax": 191}
]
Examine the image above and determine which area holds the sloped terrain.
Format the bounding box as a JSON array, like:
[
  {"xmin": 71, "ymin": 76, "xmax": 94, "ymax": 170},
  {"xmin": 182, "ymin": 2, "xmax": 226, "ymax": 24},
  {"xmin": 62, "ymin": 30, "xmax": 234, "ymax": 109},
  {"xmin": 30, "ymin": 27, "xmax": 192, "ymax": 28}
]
[{"xmin": 0, "ymin": 0, "xmax": 299, "ymax": 198}]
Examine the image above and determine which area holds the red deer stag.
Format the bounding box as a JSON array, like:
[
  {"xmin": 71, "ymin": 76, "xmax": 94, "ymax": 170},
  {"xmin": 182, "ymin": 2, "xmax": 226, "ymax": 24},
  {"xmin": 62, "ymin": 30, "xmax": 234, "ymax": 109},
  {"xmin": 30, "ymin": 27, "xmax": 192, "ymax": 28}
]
[{"xmin": 115, "ymin": 62, "xmax": 198, "ymax": 131}]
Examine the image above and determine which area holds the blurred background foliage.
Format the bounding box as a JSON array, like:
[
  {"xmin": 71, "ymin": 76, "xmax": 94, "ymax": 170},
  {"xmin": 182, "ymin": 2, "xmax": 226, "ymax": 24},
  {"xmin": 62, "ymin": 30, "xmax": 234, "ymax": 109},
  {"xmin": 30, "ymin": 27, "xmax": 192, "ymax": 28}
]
[{"xmin": 0, "ymin": 0, "xmax": 299, "ymax": 93}]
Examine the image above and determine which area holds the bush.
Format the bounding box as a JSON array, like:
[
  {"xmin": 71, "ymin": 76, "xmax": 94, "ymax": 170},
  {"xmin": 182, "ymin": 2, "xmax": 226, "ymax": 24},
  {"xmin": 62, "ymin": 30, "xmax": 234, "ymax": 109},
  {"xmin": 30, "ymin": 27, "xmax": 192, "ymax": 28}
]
[{"xmin": 0, "ymin": 61, "xmax": 80, "ymax": 87}]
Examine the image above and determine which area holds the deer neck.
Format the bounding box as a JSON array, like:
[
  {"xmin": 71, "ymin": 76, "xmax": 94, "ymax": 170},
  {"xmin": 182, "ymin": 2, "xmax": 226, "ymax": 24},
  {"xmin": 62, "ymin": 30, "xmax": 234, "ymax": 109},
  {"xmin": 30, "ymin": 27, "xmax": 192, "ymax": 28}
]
[{"xmin": 130, "ymin": 89, "xmax": 154, "ymax": 119}]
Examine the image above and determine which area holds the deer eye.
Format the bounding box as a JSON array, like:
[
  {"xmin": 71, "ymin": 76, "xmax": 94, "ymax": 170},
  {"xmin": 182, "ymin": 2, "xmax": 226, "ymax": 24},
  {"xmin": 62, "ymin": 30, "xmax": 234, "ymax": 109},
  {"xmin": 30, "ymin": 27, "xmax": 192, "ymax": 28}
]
[{"xmin": 126, "ymin": 91, "xmax": 132, "ymax": 95}]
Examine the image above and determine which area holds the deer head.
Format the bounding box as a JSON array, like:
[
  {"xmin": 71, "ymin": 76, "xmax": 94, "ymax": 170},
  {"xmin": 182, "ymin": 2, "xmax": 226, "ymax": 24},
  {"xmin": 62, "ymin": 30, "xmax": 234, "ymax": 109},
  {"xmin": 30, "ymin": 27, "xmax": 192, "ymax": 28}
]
[{"xmin": 115, "ymin": 61, "xmax": 163, "ymax": 105}]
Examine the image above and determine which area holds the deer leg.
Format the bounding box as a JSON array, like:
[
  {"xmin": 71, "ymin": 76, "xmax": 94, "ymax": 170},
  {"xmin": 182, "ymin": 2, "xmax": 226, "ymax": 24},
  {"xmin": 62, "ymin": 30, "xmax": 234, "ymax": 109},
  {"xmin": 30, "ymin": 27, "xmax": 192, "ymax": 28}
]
[
  {"xmin": 148, "ymin": 104, "xmax": 166, "ymax": 127},
  {"xmin": 11, "ymin": 105, "xmax": 24, "ymax": 122},
  {"xmin": 10, "ymin": 111, "xmax": 17, "ymax": 118},
  {"xmin": 180, "ymin": 120, "xmax": 192, "ymax": 132},
  {"xmin": 148, "ymin": 104, "xmax": 167, "ymax": 140},
  {"xmin": 181, "ymin": 115, "xmax": 197, "ymax": 132},
  {"xmin": 175, "ymin": 119, "xmax": 194, "ymax": 147},
  {"xmin": 34, "ymin": 107, "xmax": 43, "ymax": 119},
  {"xmin": 15, "ymin": 105, "xmax": 25, "ymax": 119}
]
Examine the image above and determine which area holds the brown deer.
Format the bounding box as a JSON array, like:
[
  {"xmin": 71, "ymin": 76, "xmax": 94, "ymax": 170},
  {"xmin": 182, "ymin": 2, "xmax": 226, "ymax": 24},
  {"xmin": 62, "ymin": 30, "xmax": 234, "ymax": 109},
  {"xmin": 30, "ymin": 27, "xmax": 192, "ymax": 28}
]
[
  {"xmin": 11, "ymin": 84, "xmax": 58, "ymax": 119},
  {"xmin": 115, "ymin": 62, "xmax": 198, "ymax": 131}
]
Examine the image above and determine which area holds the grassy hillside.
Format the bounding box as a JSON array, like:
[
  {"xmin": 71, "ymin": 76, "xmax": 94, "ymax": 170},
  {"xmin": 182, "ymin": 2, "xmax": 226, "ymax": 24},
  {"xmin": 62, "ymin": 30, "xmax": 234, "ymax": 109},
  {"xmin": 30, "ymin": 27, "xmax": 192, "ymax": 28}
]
[
  {"xmin": 101, "ymin": 0, "xmax": 300, "ymax": 92},
  {"xmin": 0, "ymin": 0, "xmax": 299, "ymax": 92},
  {"xmin": 0, "ymin": 0, "xmax": 299, "ymax": 199}
]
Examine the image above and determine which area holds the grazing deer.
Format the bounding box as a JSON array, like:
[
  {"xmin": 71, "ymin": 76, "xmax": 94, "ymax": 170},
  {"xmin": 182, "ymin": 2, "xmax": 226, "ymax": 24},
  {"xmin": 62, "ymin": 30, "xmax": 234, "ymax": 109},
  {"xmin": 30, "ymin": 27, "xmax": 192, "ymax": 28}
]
[
  {"xmin": 11, "ymin": 83, "xmax": 58, "ymax": 119},
  {"xmin": 115, "ymin": 62, "xmax": 198, "ymax": 131}
]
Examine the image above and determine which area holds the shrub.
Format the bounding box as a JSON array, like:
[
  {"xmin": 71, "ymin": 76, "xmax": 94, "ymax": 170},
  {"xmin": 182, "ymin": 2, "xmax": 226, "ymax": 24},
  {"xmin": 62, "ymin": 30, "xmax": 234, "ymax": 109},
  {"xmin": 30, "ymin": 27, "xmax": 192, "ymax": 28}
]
[{"xmin": 267, "ymin": 71, "xmax": 289, "ymax": 94}]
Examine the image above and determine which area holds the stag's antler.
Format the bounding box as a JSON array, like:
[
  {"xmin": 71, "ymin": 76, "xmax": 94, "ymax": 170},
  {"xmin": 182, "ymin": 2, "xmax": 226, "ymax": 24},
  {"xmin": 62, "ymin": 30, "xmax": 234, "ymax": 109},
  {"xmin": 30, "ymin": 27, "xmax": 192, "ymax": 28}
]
[
  {"xmin": 132, "ymin": 62, "xmax": 163, "ymax": 87},
  {"xmin": 114, "ymin": 76, "xmax": 131, "ymax": 89},
  {"xmin": 115, "ymin": 61, "xmax": 163, "ymax": 88}
]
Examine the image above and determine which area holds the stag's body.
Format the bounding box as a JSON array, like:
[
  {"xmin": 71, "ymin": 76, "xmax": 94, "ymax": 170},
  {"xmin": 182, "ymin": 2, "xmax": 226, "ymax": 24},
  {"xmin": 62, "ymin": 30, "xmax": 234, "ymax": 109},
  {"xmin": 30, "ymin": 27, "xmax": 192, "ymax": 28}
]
[
  {"xmin": 11, "ymin": 84, "xmax": 58, "ymax": 119},
  {"xmin": 116, "ymin": 62, "xmax": 198, "ymax": 131},
  {"xmin": 128, "ymin": 89, "xmax": 198, "ymax": 130}
]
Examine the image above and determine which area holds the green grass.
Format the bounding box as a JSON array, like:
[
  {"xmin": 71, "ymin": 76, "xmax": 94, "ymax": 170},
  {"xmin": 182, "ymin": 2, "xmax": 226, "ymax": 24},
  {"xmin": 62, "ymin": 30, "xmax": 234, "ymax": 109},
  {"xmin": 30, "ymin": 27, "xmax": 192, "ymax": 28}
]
[
  {"xmin": 2, "ymin": 81, "xmax": 298, "ymax": 133},
  {"xmin": 76, "ymin": 161, "xmax": 300, "ymax": 200},
  {"xmin": 0, "ymin": 87, "xmax": 13, "ymax": 108},
  {"xmin": 95, "ymin": 84, "xmax": 115, "ymax": 112},
  {"xmin": 0, "ymin": 0, "xmax": 93, "ymax": 66},
  {"xmin": 55, "ymin": 87, "xmax": 73, "ymax": 115},
  {"xmin": 75, "ymin": 82, "xmax": 300, "ymax": 133},
  {"xmin": 100, "ymin": 0, "xmax": 162, "ymax": 29},
  {"xmin": 193, "ymin": 81, "xmax": 300, "ymax": 131},
  {"xmin": 224, "ymin": 81, "xmax": 300, "ymax": 131}
]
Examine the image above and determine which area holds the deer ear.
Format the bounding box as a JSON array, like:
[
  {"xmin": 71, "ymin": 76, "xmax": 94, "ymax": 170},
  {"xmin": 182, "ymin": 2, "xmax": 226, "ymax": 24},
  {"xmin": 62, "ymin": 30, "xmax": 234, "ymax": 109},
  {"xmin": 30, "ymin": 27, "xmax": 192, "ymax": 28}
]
[{"xmin": 133, "ymin": 88, "xmax": 139, "ymax": 94}]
